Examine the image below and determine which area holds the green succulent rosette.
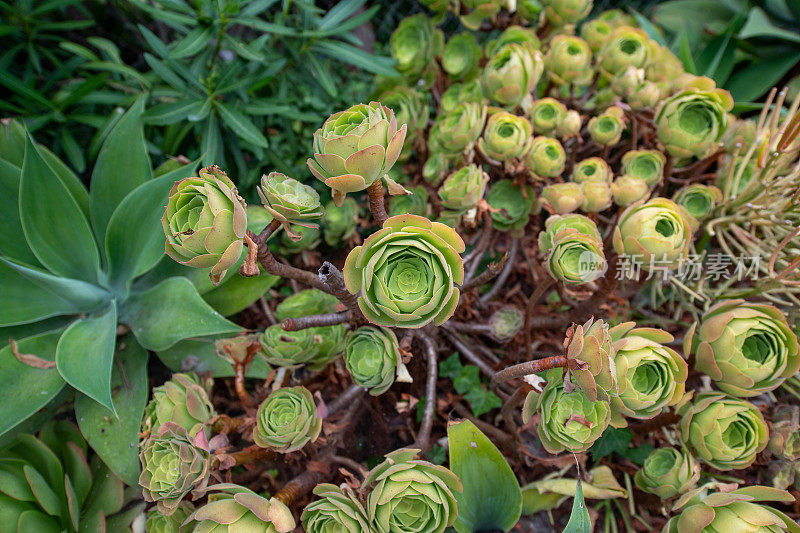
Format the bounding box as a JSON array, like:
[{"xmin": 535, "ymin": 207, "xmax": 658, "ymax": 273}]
[
  {"xmin": 389, "ymin": 185, "xmax": 430, "ymax": 216},
  {"xmin": 302, "ymin": 483, "xmax": 374, "ymax": 533},
  {"xmin": 375, "ymin": 86, "xmax": 430, "ymax": 162},
  {"xmin": 418, "ymin": 0, "xmax": 451, "ymax": 23},
  {"xmin": 389, "ymin": 14, "xmax": 443, "ymax": 81},
  {"xmin": 139, "ymin": 422, "xmax": 211, "ymax": 515},
  {"xmin": 518, "ymin": 0, "xmax": 544, "ymax": 22},
  {"xmin": 580, "ymin": 17, "xmax": 613, "ymax": 52},
  {"xmin": 489, "ymin": 306, "xmax": 525, "ymax": 342},
  {"xmin": 482, "ymin": 42, "xmax": 544, "ymax": 108},
  {"xmin": 678, "ymin": 391, "xmax": 768, "ymax": 470},
  {"xmin": 546, "ymin": 35, "xmax": 593, "ymax": 87},
  {"xmin": 343, "ymin": 214, "xmax": 465, "ymax": 328},
  {"xmin": 646, "ymin": 45, "xmax": 685, "ymax": 90},
  {"xmin": 563, "ymin": 318, "xmax": 619, "ymax": 401},
  {"xmin": 272, "ymin": 289, "xmax": 345, "ymax": 368},
  {"xmin": 579, "ymin": 181, "xmax": 613, "ymax": 213},
  {"xmin": 162, "ymin": 165, "xmax": 247, "ymax": 285},
  {"xmin": 257, "ymin": 172, "xmax": 323, "ymax": 229},
  {"xmin": 345, "ymin": 326, "xmax": 401, "ymax": 396},
  {"xmin": 529, "ymin": 97, "xmax": 568, "ymax": 135},
  {"xmin": 664, "ymin": 485, "xmax": 800, "ymax": 533},
  {"xmin": 429, "ymin": 101, "xmax": 487, "ymax": 155},
  {"xmin": 654, "ymin": 86, "xmax": 734, "ymax": 164},
  {"xmin": 460, "ymin": 0, "xmax": 502, "ymax": 30},
  {"xmin": 522, "ymin": 368, "xmax": 611, "ymax": 453},
  {"xmin": 608, "ymin": 323, "xmax": 688, "ymax": 427},
  {"xmin": 612, "ymin": 198, "xmax": 693, "ymax": 271},
  {"xmin": 440, "ymin": 79, "xmax": 486, "ymax": 113},
  {"xmin": 253, "ymin": 386, "xmax": 322, "ymax": 453},
  {"xmin": 363, "ymin": 449, "xmax": 462, "ymax": 533},
  {"xmin": 477, "ymin": 111, "xmax": 533, "ymax": 163},
  {"xmin": 185, "ymin": 483, "xmax": 295, "ymax": 533},
  {"xmin": 308, "ymin": 102, "xmax": 407, "ymax": 206},
  {"xmin": 259, "ymin": 324, "xmax": 319, "ymax": 367},
  {"xmin": 597, "ymin": 26, "xmax": 652, "ymax": 78},
  {"xmin": 571, "ymin": 157, "xmax": 613, "ymax": 184},
  {"xmin": 620, "ymin": 149, "xmax": 666, "ymax": 186},
  {"xmin": 485, "ymin": 25, "xmax": 541, "ymax": 57},
  {"xmin": 685, "ymin": 299, "xmax": 800, "ymax": 398},
  {"xmin": 540, "ymin": 182, "xmax": 584, "ymax": 215},
  {"xmin": 611, "ymin": 175, "xmax": 650, "ymax": 206},
  {"xmin": 542, "ymin": 0, "xmax": 593, "ymax": 26},
  {"xmin": 442, "ymin": 32, "xmax": 483, "ymax": 81},
  {"xmin": 525, "ymin": 136, "xmax": 565, "ymax": 179},
  {"xmin": 628, "ymin": 80, "xmax": 661, "ymax": 110},
  {"xmin": 634, "ymin": 447, "xmax": 700, "ymax": 499},
  {"xmin": 321, "ymin": 197, "xmax": 360, "ymax": 246},
  {"xmin": 275, "ymin": 289, "xmax": 337, "ymax": 320},
  {"xmin": 146, "ymin": 502, "xmax": 195, "ymax": 533},
  {"xmin": 672, "ymin": 184, "xmax": 722, "ymax": 223},
  {"xmin": 543, "ymin": 229, "xmax": 607, "ymax": 285},
  {"xmin": 143, "ymin": 372, "xmax": 215, "ymax": 438},
  {"xmin": 438, "ymin": 164, "xmax": 489, "ymax": 213},
  {"xmin": 538, "ymin": 213, "xmax": 602, "ymax": 253},
  {"xmin": 487, "ymin": 179, "xmax": 536, "ymax": 232},
  {"xmin": 770, "ymin": 406, "xmax": 800, "ymax": 464},
  {"xmin": 556, "ymin": 109, "xmax": 582, "ymax": 137},
  {"xmin": 587, "ymin": 106, "xmax": 625, "ymax": 146},
  {"xmin": 278, "ymin": 224, "xmax": 320, "ymax": 255}
]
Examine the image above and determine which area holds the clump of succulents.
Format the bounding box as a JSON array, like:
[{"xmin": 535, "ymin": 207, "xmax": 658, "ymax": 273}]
[
  {"xmin": 344, "ymin": 326, "xmax": 403, "ymax": 395},
  {"xmin": 635, "ymin": 447, "xmax": 700, "ymax": 499},
  {"xmin": 185, "ymin": 484, "xmax": 295, "ymax": 532},
  {"xmin": 253, "ymin": 386, "xmax": 322, "ymax": 453},
  {"xmin": 142, "ymin": 372, "xmax": 215, "ymax": 438}
]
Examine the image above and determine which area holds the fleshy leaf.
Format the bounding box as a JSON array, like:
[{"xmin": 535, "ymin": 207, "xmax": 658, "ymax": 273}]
[{"xmin": 562, "ymin": 480, "xmax": 592, "ymax": 533}]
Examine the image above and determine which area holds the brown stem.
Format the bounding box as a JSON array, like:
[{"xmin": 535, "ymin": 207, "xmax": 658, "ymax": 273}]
[
  {"xmin": 327, "ymin": 384, "xmax": 365, "ymax": 415},
  {"xmin": 211, "ymin": 414, "xmax": 247, "ymax": 434},
  {"xmin": 258, "ymin": 249, "xmax": 335, "ymax": 295},
  {"xmin": 318, "ymin": 261, "xmax": 364, "ymax": 324},
  {"xmin": 501, "ymin": 386, "xmax": 530, "ymax": 435},
  {"xmin": 524, "ymin": 278, "xmax": 556, "ymax": 360},
  {"xmin": 225, "ymin": 446, "xmax": 279, "ymax": 467},
  {"xmin": 491, "ymin": 356, "xmax": 571, "ymax": 387},
  {"xmin": 281, "ymin": 311, "xmax": 350, "ymax": 331},
  {"xmin": 464, "ymin": 211, "xmax": 493, "ymax": 280},
  {"xmin": 414, "ymin": 334, "xmax": 439, "ymax": 452},
  {"xmin": 460, "ymin": 252, "xmax": 509, "ymax": 291},
  {"xmin": 234, "ymin": 362, "xmax": 256, "ymax": 407},
  {"xmin": 479, "ymin": 238, "xmax": 519, "ymax": 305},
  {"xmin": 273, "ymin": 467, "xmax": 330, "ymax": 506},
  {"xmin": 631, "ymin": 412, "xmax": 681, "ymax": 435},
  {"xmin": 367, "ymin": 180, "xmax": 388, "ymax": 226},
  {"xmin": 255, "ymin": 219, "xmax": 281, "ymax": 246},
  {"xmin": 441, "ymin": 327, "xmax": 497, "ymax": 379}
]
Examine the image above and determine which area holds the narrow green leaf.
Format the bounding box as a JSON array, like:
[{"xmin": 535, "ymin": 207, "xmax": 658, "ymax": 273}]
[
  {"xmin": 740, "ymin": 7, "xmax": 800, "ymax": 43},
  {"xmin": 142, "ymin": 99, "xmax": 205, "ymax": 125},
  {"xmin": 0, "ymin": 159, "xmax": 38, "ymax": 265},
  {"xmin": 56, "ymin": 303, "xmax": 117, "ymax": 414},
  {"xmin": 630, "ymin": 10, "xmax": 667, "ymax": 46},
  {"xmin": 122, "ymin": 277, "xmax": 241, "ymax": 351},
  {"xmin": 39, "ymin": 144, "xmax": 90, "ymax": 216},
  {"xmin": 312, "ymin": 41, "xmax": 399, "ymax": 77},
  {"xmin": 0, "ymin": 70, "xmax": 55, "ymax": 110},
  {"xmin": 20, "ymin": 136, "xmax": 100, "ymax": 283},
  {"xmin": 76, "ymin": 337, "xmax": 148, "ymax": 486},
  {"xmin": 448, "ymin": 419, "xmax": 522, "ymax": 532},
  {"xmin": 201, "ymin": 113, "xmax": 222, "ymax": 166},
  {"xmin": 318, "ymin": 0, "xmax": 366, "ymax": 30},
  {"xmin": 83, "ymin": 61, "xmax": 152, "ymax": 87},
  {"xmin": 726, "ymin": 52, "xmax": 800, "ymax": 102},
  {"xmin": 217, "ymin": 103, "xmax": 269, "ymax": 148},
  {"xmin": 0, "ymin": 331, "xmax": 66, "ymax": 437},
  {"xmin": 562, "ymin": 480, "xmax": 591, "ymax": 533},
  {"xmin": 170, "ymin": 25, "xmax": 215, "ymax": 59},
  {"xmin": 90, "ymin": 97, "xmax": 152, "ymax": 244},
  {"xmin": 59, "ymin": 128, "xmax": 85, "ymax": 173}
]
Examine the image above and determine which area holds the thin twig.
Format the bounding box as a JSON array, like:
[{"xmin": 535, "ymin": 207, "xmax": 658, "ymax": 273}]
[
  {"xmin": 491, "ymin": 356, "xmax": 571, "ymax": 387},
  {"xmin": 281, "ymin": 311, "xmax": 351, "ymax": 331},
  {"xmin": 318, "ymin": 261, "xmax": 364, "ymax": 323},
  {"xmin": 414, "ymin": 334, "xmax": 439, "ymax": 452},
  {"xmin": 234, "ymin": 362, "xmax": 256, "ymax": 407},
  {"xmin": 524, "ymin": 278, "xmax": 556, "ymax": 360},
  {"xmin": 328, "ymin": 384, "xmax": 365, "ymax": 415},
  {"xmin": 367, "ymin": 180, "xmax": 388, "ymax": 226},
  {"xmin": 258, "ymin": 249, "xmax": 335, "ymax": 295},
  {"xmin": 441, "ymin": 327, "xmax": 497, "ymax": 378},
  {"xmin": 479, "ymin": 238, "xmax": 519, "ymax": 305},
  {"xmin": 460, "ymin": 252, "xmax": 509, "ymax": 291}
]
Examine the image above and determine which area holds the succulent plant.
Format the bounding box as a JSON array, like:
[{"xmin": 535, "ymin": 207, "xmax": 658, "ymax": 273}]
[
  {"xmin": 579, "ymin": 181, "xmax": 613, "ymax": 212},
  {"xmin": 538, "ymin": 213, "xmax": 602, "ymax": 253},
  {"xmin": 580, "ymin": 17, "xmax": 613, "ymax": 52},
  {"xmin": 672, "ymin": 184, "xmax": 722, "ymax": 222},
  {"xmin": 460, "ymin": 0, "xmax": 503, "ymax": 30},
  {"xmin": 770, "ymin": 406, "xmax": 800, "ymax": 462},
  {"xmin": 363, "ymin": 449, "xmax": 462, "ymax": 533},
  {"xmin": 556, "ymin": 109, "xmax": 582, "ymax": 137},
  {"xmin": 685, "ymin": 300, "xmax": 800, "ymax": 398},
  {"xmin": 608, "ymin": 323, "xmax": 688, "ymax": 427},
  {"xmin": 523, "ymin": 368, "xmax": 612, "ymax": 453},
  {"xmin": 442, "ymin": 32, "xmax": 483, "ymax": 81},
  {"xmin": 162, "ymin": 165, "xmax": 247, "ymax": 284},
  {"xmin": 545, "ymin": 35, "xmax": 593, "ymax": 88},
  {"xmin": 321, "ymin": 197, "xmax": 360, "ymax": 246},
  {"xmin": 529, "ymin": 97, "xmax": 568, "ymax": 135},
  {"xmin": 389, "ymin": 14, "xmax": 442, "ymax": 81},
  {"xmin": 429, "ymin": 101, "xmax": 487, "ymax": 155},
  {"xmin": 278, "ymin": 224, "xmax": 321, "ymax": 255},
  {"xmin": 489, "ymin": 307, "xmax": 525, "ymax": 342},
  {"xmin": 0, "ymin": 421, "xmax": 136, "ymax": 532},
  {"xmin": 482, "ymin": 42, "xmax": 543, "ymax": 108},
  {"xmin": 518, "ymin": 0, "xmax": 544, "ymax": 22},
  {"xmin": 542, "ymin": 0, "xmax": 593, "ymax": 26},
  {"xmin": 257, "ymin": 172, "xmax": 323, "ymax": 229},
  {"xmin": 679, "ymin": 392, "xmax": 769, "ymax": 470},
  {"xmin": 598, "ymin": 26, "xmax": 652, "ymax": 78},
  {"xmin": 344, "ymin": 326, "xmax": 401, "ymax": 395},
  {"xmin": 308, "ymin": 102, "xmax": 407, "ymax": 205},
  {"xmin": 620, "ymin": 149, "xmax": 666, "ymax": 186},
  {"xmin": 440, "ymin": 79, "xmax": 486, "ymax": 113},
  {"xmin": 485, "ymin": 25, "xmax": 541, "ymax": 57},
  {"xmin": 634, "ymin": 447, "xmax": 700, "ymax": 499},
  {"xmin": 389, "ymin": 184, "xmax": 430, "ymax": 216},
  {"xmin": 655, "ymin": 85, "xmax": 734, "ymax": 164},
  {"xmin": 143, "ymin": 372, "xmax": 215, "ymax": 438},
  {"xmin": 612, "ymin": 197, "xmax": 693, "ymax": 271},
  {"xmin": 487, "ymin": 179, "xmax": 536, "ymax": 231},
  {"xmin": 375, "ymin": 86, "xmax": 430, "ymax": 161},
  {"xmin": 302, "ymin": 483, "xmax": 374, "ymax": 533},
  {"xmin": 525, "ymin": 136, "xmax": 566, "ymax": 178},
  {"xmin": 664, "ymin": 485, "xmax": 799, "ymax": 533},
  {"xmin": 343, "ymin": 214, "xmax": 465, "ymax": 328},
  {"xmin": 587, "ymin": 106, "xmax": 625, "ymax": 146},
  {"xmin": 259, "ymin": 325, "xmax": 320, "ymax": 367},
  {"xmin": 563, "ymin": 318, "xmax": 619, "ymax": 401},
  {"xmin": 477, "ymin": 111, "xmax": 533, "ymax": 163},
  {"xmin": 611, "ymin": 175, "xmax": 650, "ymax": 206},
  {"xmin": 540, "ymin": 218, "xmax": 607, "ymax": 284},
  {"xmin": 540, "ymin": 182, "xmax": 585, "ymax": 215},
  {"xmin": 185, "ymin": 483, "xmax": 295, "ymax": 532},
  {"xmin": 438, "ymin": 164, "xmax": 490, "ymax": 213},
  {"xmin": 146, "ymin": 502, "xmax": 196, "ymax": 533},
  {"xmin": 253, "ymin": 386, "xmax": 322, "ymax": 453},
  {"xmin": 139, "ymin": 422, "xmax": 211, "ymax": 515},
  {"xmin": 571, "ymin": 157, "xmax": 613, "ymax": 184}
]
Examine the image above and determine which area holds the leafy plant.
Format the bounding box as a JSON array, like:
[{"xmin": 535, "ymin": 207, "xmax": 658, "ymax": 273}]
[{"xmin": 440, "ymin": 353, "xmax": 502, "ymax": 416}]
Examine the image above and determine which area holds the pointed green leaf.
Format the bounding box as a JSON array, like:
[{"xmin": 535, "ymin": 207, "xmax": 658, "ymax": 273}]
[
  {"xmin": 105, "ymin": 162, "xmax": 197, "ymax": 290},
  {"xmin": 142, "ymin": 99, "xmax": 206, "ymax": 126},
  {"xmin": 20, "ymin": 136, "xmax": 100, "ymax": 283},
  {"xmin": 122, "ymin": 277, "xmax": 241, "ymax": 351},
  {"xmin": 562, "ymin": 480, "xmax": 591, "ymax": 533},
  {"xmin": 448, "ymin": 419, "xmax": 522, "ymax": 532},
  {"xmin": 76, "ymin": 337, "xmax": 148, "ymax": 486},
  {"xmin": 89, "ymin": 97, "xmax": 152, "ymax": 244},
  {"xmin": 217, "ymin": 103, "xmax": 269, "ymax": 148},
  {"xmin": 56, "ymin": 303, "xmax": 117, "ymax": 413},
  {"xmin": 39, "ymin": 145, "xmax": 90, "ymax": 216},
  {"xmin": 170, "ymin": 25, "xmax": 215, "ymax": 58},
  {"xmin": 0, "ymin": 258, "xmax": 110, "ymax": 326},
  {"xmin": 0, "ymin": 158, "xmax": 40, "ymax": 265},
  {"xmin": 0, "ymin": 331, "xmax": 66, "ymax": 437},
  {"xmin": 202, "ymin": 270, "xmax": 279, "ymax": 316}
]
